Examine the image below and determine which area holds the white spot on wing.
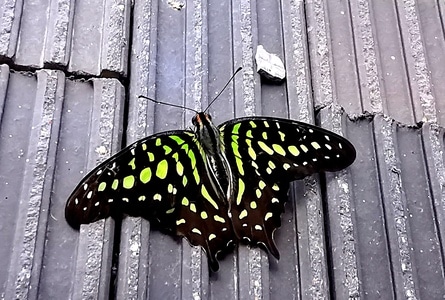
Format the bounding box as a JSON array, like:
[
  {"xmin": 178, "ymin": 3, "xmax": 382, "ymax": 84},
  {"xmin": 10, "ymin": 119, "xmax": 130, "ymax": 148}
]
[{"xmin": 192, "ymin": 228, "xmax": 202, "ymax": 235}]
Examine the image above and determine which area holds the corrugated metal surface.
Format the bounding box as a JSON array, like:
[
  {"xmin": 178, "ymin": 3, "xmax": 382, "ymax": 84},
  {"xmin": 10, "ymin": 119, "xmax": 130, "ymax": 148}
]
[{"xmin": 0, "ymin": 0, "xmax": 444, "ymax": 299}]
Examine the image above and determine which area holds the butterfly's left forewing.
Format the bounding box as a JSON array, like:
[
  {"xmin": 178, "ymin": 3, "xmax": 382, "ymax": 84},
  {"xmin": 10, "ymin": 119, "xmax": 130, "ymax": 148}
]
[
  {"xmin": 220, "ymin": 117, "xmax": 356, "ymax": 258},
  {"xmin": 65, "ymin": 131, "xmax": 233, "ymax": 271}
]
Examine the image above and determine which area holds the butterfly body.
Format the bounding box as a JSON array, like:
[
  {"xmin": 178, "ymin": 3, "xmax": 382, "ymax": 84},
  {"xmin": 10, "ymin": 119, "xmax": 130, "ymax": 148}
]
[
  {"xmin": 193, "ymin": 113, "xmax": 234, "ymax": 204},
  {"xmin": 66, "ymin": 113, "xmax": 356, "ymax": 271}
]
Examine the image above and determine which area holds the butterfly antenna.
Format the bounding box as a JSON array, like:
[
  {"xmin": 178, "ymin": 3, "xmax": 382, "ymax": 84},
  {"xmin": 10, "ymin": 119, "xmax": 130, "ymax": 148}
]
[
  {"xmin": 204, "ymin": 67, "xmax": 242, "ymax": 112},
  {"xmin": 138, "ymin": 95, "xmax": 199, "ymax": 114}
]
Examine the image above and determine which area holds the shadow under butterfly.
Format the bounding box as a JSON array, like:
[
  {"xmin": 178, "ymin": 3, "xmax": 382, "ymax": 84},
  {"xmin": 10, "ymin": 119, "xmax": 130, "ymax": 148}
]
[{"xmin": 65, "ymin": 73, "xmax": 356, "ymax": 272}]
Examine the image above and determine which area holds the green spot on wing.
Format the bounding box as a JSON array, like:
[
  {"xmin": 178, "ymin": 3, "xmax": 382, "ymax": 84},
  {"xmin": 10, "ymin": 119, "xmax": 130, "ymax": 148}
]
[
  {"xmin": 181, "ymin": 143, "xmax": 189, "ymax": 154},
  {"xmin": 246, "ymin": 139, "xmax": 256, "ymax": 159},
  {"xmin": 272, "ymin": 144, "xmax": 286, "ymax": 156},
  {"xmin": 176, "ymin": 161, "xmax": 184, "ymax": 176},
  {"xmin": 123, "ymin": 175, "xmax": 135, "ymax": 189},
  {"xmin": 112, "ymin": 179, "xmax": 119, "ymax": 190},
  {"xmin": 188, "ymin": 149, "xmax": 196, "ymax": 169},
  {"xmin": 170, "ymin": 135, "xmax": 185, "ymax": 145},
  {"xmin": 140, "ymin": 167, "xmax": 152, "ymax": 183},
  {"xmin": 128, "ymin": 157, "xmax": 136, "ymax": 170},
  {"xmin": 147, "ymin": 152, "xmax": 155, "ymax": 162},
  {"xmin": 98, "ymin": 182, "xmax": 106, "ymax": 192},
  {"xmin": 163, "ymin": 145, "xmax": 172, "ymax": 155},
  {"xmin": 201, "ymin": 185, "xmax": 218, "ymax": 209},
  {"xmin": 259, "ymin": 180, "xmax": 266, "ymax": 190},
  {"xmin": 232, "ymin": 123, "xmax": 241, "ymax": 134},
  {"xmin": 258, "ymin": 141, "xmax": 274, "ymax": 155},
  {"xmin": 235, "ymin": 157, "xmax": 244, "ymax": 175},
  {"xmin": 193, "ymin": 168, "xmax": 200, "ymax": 184},
  {"xmin": 248, "ymin": 147, "xmax": 256, "ymax": 159},
  {"xmin": 156, "ymin": 160, "xmax": 168, "ymax": 179},
  {"xmin": 311, "ymin": 141, "xmax": 321, "ymax": 149},
  {"xmin": 232, "ymin": 141, "xmax": 241, "ymax": 157},
  {"xmin": 214, "ymin": 215, "xmax": 225, "ymax": 223},
  {"xmin": 288, "ymin": 145, "xmax": 300, "ymax": 156},
  {"xmin": 236, "ymin": 178, "xmax": 245, "ymax": 205}
]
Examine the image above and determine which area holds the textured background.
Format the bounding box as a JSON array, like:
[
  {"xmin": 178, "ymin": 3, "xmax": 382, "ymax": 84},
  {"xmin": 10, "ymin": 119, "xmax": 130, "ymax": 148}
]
[{"xmin": 0, "ymin": 0, "xmax": 444, "ymax": 299}]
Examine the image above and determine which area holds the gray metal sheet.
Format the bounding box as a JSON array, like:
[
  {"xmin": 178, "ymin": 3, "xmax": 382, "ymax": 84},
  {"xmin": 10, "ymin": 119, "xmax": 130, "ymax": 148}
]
[{"xmin": 0, "ymin": 0, "xmax": 130, "ymax": 76}]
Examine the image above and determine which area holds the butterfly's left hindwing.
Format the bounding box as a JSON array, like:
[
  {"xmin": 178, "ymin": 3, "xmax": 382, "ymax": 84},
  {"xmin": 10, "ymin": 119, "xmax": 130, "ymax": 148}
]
[
  {"xmin": 65, "ymin": 130, "xmax": 234, "ymax": 271},
  {"xmin": 219, "ymin": 117, "xmax": 356, "ymax": 258}
]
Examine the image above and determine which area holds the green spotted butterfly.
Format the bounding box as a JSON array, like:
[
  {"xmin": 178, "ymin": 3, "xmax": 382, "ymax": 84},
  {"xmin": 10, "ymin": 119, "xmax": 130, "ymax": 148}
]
[{"xmin": 66, "ymin": 111, "xmax": 355, "ymax": 271}]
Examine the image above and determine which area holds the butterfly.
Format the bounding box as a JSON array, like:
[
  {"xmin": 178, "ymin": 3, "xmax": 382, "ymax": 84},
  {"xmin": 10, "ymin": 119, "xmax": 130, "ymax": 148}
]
[{"xmin": 65, "ymin": 111, "xmax": 356, "ymax": 271}]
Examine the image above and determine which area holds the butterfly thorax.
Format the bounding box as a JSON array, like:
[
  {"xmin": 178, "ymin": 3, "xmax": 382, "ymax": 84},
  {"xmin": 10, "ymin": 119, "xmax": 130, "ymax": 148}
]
[{"xmin": 193, "ymin": 113, "xmax": 234, "ymax": 203}]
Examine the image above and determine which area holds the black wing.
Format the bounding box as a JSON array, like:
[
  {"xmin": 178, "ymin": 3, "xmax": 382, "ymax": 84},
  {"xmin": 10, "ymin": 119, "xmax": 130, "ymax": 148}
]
[
  {"xmin": 219, "ymin": 116, "xmax": 356, "ymax": 258},
  {"xmin": 65, "ymin": 130, "xmax": 234, "ymax": 271}
]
